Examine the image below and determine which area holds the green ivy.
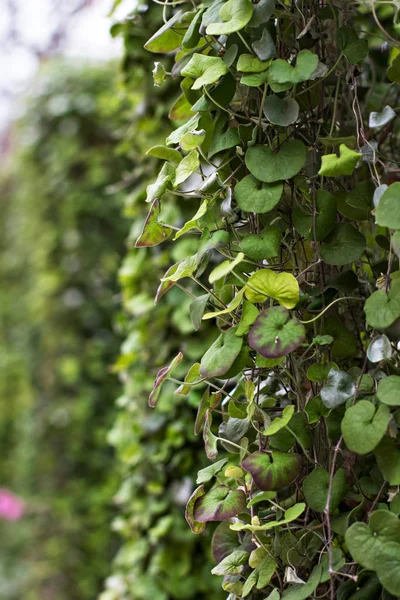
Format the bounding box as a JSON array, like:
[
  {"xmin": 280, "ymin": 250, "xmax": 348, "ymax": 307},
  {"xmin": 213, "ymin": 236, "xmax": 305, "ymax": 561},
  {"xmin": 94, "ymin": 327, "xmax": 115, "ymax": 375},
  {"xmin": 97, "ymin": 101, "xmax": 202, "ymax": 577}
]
[{"xmin": 133, "ymin": 0, "xmax": 400, "ymax": 598}]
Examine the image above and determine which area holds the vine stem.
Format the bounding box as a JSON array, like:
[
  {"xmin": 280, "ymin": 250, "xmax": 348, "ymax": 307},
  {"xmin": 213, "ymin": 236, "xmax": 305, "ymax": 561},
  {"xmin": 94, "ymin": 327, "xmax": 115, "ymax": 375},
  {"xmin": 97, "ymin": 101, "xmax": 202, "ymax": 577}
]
[{"xmin": 299, "ymin": 296, "xmax": 363, "ymax": 324}]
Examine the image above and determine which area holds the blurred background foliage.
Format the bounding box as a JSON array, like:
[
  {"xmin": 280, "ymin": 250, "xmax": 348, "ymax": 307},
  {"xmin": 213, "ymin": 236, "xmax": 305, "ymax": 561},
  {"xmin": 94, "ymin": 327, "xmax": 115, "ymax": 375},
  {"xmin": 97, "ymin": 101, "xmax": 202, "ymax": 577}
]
[{"xmin": 0, "ymin": 4, "xmax": 224, "ymax": 598}]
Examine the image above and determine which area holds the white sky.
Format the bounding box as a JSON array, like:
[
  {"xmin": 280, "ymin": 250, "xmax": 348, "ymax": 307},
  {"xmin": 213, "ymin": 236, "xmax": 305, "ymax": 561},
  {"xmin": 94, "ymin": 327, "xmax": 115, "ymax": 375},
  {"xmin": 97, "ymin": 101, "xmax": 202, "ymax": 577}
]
[{"xmin": 0, "ymin": 0, "xmax": 125, "ymax": 134}]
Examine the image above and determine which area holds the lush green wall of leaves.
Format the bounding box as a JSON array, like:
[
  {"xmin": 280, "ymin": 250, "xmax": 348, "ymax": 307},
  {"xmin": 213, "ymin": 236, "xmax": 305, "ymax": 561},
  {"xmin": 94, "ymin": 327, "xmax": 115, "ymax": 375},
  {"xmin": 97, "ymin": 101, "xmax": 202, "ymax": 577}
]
[
  {"xmin": 0, "ymin": 63, "xmax": 130, "ymax": 599},
  {"xmin": 127, "ymin": 0, "xmax": 400, "ymax": 598}
]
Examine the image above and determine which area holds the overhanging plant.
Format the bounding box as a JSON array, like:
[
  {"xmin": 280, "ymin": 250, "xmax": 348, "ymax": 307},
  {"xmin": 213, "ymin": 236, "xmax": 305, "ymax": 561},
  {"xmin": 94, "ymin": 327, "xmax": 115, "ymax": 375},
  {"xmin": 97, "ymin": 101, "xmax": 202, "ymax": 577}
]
[{"xmin": 136, "ymin": 0, "xmax": 400, "ymax": 597}]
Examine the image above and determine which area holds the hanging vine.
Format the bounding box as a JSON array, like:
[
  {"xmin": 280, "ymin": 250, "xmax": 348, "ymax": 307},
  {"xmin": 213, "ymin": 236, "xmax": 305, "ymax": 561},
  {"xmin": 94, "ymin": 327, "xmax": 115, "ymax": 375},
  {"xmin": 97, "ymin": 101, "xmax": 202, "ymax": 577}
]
[{"xmin": 135, "ymin": 0, "xmax": 400, "ymax": 597}]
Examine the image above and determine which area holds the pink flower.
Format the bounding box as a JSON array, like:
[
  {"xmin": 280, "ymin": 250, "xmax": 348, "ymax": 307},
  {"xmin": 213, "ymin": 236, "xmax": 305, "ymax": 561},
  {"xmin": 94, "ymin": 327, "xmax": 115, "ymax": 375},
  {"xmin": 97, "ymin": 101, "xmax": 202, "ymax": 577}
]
[{"xmin": 0, "ymin": 489, "xmax": 24, "ymax": 521}]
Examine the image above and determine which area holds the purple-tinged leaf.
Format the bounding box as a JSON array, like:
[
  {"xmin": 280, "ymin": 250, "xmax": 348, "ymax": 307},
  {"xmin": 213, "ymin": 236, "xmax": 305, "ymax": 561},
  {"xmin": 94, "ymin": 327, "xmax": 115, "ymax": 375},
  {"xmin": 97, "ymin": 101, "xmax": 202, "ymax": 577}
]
[
  {"xmin": 242, "ymin": 450, "xmax": 302, "ymax": 491},
  {"xmin": 135, "ymin": 199, "xmax": 172, "ymax": 248},
  {"xmin": 194, "ymin": 485, "xmax": 247, "ymax": 522},
  {"xmin": 148, "ymin": 352, "xmax": 183, "ymax": 407},
  {"xmin": 185, "ymin": 485, "xmax": 206, "ymax": 534},
  {"xmin": 154, "ymin": 260, "xmax": 183, "ymax": 304},
  {"xmin": 212, "ymin": 521, "xmax": 255, "ymax": 564},
  {"xmin": 249, "ymin": 307, "xmax": 305, "ymax": 358}
]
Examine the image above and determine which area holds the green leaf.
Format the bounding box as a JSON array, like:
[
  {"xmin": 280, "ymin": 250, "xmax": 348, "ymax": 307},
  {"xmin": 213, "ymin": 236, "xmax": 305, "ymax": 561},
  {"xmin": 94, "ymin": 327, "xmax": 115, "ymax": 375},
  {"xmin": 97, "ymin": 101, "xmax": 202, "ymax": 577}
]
[
  {"xmin": 146, "ymin": 145, "xmax": 182, "ymax": 165},
  {"xmin": 249, "ymin": 307, "xmax": 305, "ymax": 358},
  {"xmin": 318, "ymin": 144, "xmax": 361, "ymax": 177},
  {"xmin": 152, "ymin": 61, "xmax": 166, "ymax": 86},
  {"xmin": 146, "ymin": 162, "xmax": 176, "ymax": 203},
  {"xmin": 345, "ymin": 510, "xmax": 400, "ymax": 571},
  {"xmin": 243, "ymin": 551, "xmax": 276, "ymax": 596},
  {"xmin": 203, "ymin": 287, "xmax": 245, "ymax": 320},
  {"xmin": 237, "ymin": 53, "xmax": 270, "ymax": 73},
  {"xmin": 245, "ymin": 269, "xmax": 299, "ymax": 308},
  {"xmin": 149, "ymin": 352, "xmax": 183, "ymax": 407},
  {"xmin": 323, "ymin": 316, "xmax": 357, "ymax": 359},
  {"xmin": 166, "ymin": 113, "xmax": 201, "ymax": 145},
  {"xmin": 162, "ymin": 254, "xmax": 197, "ymax": 282},
  {"xmin": 174, "ymin": 199, "xmax": 209, "ymax": 239},
  {"xmin": 206, "ymin": 0, "xmax": 253, "ymax": 35},
  {"xmin": 377, "ymin": 375, "xmax": 400, "ymax": 407},
  {"xmin": 364, "ymin": 280, "xmax": 400, "ymax": 328},
  {"xmin": 246, "ymin": 140, "xmax": 307, "ymax": 183},
  {"xmin": 320, "ymin": 223, "xmax": 365, "ymax": 265},
  {"xmin": 346, "ymin": 179, "xmax": 374, "ymax": 211},
  {"xmin": 341, "ymin": 400, "xmax": 390, "ymax": 455},
  {"xmin": 190, "ymin": 293, "xmax": 209, "ymax": 331},
  {"xmin": 241, "ymin": 71, "xmax": 270, "ymax": 87},
  {"xmin": 269, "ymin": 50, "xmax": 319, "ymax": 84},
  {"xmin": 376, "ymin": 542, "xmax": 400, "ymax": 596},
  {"xmin": 235, "ymin": 174, "xmax": 283, "ymax": 213},
  {"xmin": 248, "ymin": 0, "xmax": 275, "ymax": 27},
  {"xmin": 209, "ymin": 252, "xmax": 244, "ymax": 284},
  {"xmin": 239, "ymin": 226, "xmax": 281, "ymax": 260},
  {"xmin": 293, "ymin": 190, "xmax": 337, "ymax": 241},
  {"xmin": 247, "ymin": 491, "xmax": 277, "ymax": 507},
  {"xmin": 307, "ymin": 362, "xmax": 338, "ymax": 383},
  {"xmin": 135, "ymin": 199, "xmax": 173, "ymax": 247},
  {"xmin": 263, "ymin": 95, "xmax": 299, "ymax": 126},
  {"xmin": 181, "ymin": 54, "xmax": 229, "ymax": 90},
  {"xmin": 203, "ymin": 410, "xmax": 219, "ymax": 459},
  {"xmin": 208, "ymin": 113, "xmax": 240, "ymax": 159},
  {"xmin": 144, "ymin": 10, "xmax": 184, "ymax": 53},
  {"xmin": 236, "ymin": 300, "xmax": 259, "ymax": 336},
  {"xmin": 180, "ymin": 129, "xmax": 206, "ymax": 151},
  {"xmin": 305, "ymin": 396, "xmax": 330, "ymax": 424},
  {"xmin": 242, "ymin": 450, "xmax": 302, "ymax": 491},
  {"xmin": 200, "ymin": 327, "xmax": 243, "ymax": 377},
  {"xmin": 375, "ymin": 437, "xmax": 400, "ymax": 485},
  {"xmin": 194, "ymin": 485, "xmax": 247, "ymax": 522},
  {"xmin": 303, "ymin": 467, "xmax": 347, "ymax": 512},
  {"xmin": 185, "ymin": 485, "xmax": 206, "ymax": 534},
  {"xmin": 182, "ymin": 9, "xmax": 204, "ymax": 49},
  {"xmin": 264, "ymin": 405, "xmax": 295, "ymax": 435},
  {"xmin": 252, "ymin": 28, "xmax": 276, "ymax": 60},
  {"xmin": 174, "ymin": 150, "xmax": 200, "ymax": 186},
  {"xmin": 320, "ymin": 369, "xmax": 355, "ymax": 409},
  {"xmin": 175, "ymin": 362, "xmax": 201, "ymax": 395},
  {"xmin": 375, "ymin": 183, "xmax": 400, "ymax": 230},
  {"xmin": 211, "ymin": 549, "xmax": 249, "ymax": 576},
  {"xmin": 337, "ymin": 27, "xmax": 368, "ymax": 64},
  {"xmin": 369, "ymin": 105, "xmax": 396, "ymax": 128},
  {"xmin": 388, "ymin": 54, "xmax": 400, "ymax": 83},
  {"xmin": 196, "ymin": 458, "xmax": 229, "ymax": 484}
]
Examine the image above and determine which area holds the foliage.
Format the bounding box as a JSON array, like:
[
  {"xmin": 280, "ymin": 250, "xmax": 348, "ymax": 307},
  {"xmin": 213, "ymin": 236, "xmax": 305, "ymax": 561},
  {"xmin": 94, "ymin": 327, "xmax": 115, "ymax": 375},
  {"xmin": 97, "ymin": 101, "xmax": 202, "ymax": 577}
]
[
  {"xmin": 0, "ymin": 63, "xmax": 130, "ymax": 599},
  {"xmin": 133, "ymin": 0, "xmax": 400, "ymax": 598}
]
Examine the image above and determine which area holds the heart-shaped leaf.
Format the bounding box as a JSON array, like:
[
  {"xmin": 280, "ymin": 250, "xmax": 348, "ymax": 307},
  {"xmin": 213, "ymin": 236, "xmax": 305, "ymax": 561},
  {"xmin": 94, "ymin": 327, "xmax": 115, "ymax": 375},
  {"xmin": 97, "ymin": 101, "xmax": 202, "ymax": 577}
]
[
  {"xmin": 320, "ymin": 223, "xmax": 365, "ymax": 265},
  {"xmin": 263, "ymin": 95, "xmax": 299, "ymax": 126},
  {"xmin": 377, "ymin": 375, "xmax": 400, "ymax": 406},
  {"xmin": 146, "ymin": 162, "xmax": 176, "ymax": 203},
  {"xmin": 376, "ymin": 542, "xmax": 400, "ymax": 596},
  {"xmin": 209, "ymin": 252, "xmax": 244, "ymax": 284},
  {"xmin": 248, "ymin": 0, "xmax": 275, "ymax": 27},
  {"xmin": 318, "ymin": 144, "xmax": 361, "ymax": 177},
  {"xmin": 345, "ymin": 510, "xmax": 400, "ymax": 571},
  {"xmin": 235, "ymin": 174, "xmax": 283, "ymax": 214},
  {"xmin": 174, "ymin": 150, "xmax": 200, "ymax": 186},
  {"xmin": 242, "ymin": 450, "xmax": 302, "ymax": 491},
  {"xmin": 237, "ymin": 53, "xmax": 270, "ymax": 73},
  {"xmin": 181, "ymin": 54, "xmax": 229, "ymax": 90},
  {"xmin": 337, "ymin": 27, "xmax": 369, "ymax": 64},
  {"xmin": 269, "ymin": 50, "xmax": 318, "ymax": 84},
  {"xmin": 149, "ymin": 352, "xmax": 183, "ymax": 407},
  {"xmin": 146, "ymin": 145, "xmax": 182, "ymax": 165},
  {"xmin": 185, "ymin": 485, "xmax": 206, "ymax": 534},
  {"xmin": 196, "ymin": 458, "xmax": 228, "ymax": 485},
  {"xmin": 367, "ymin": 335, "xmax": 392, "ymax": 363},
  {"xmin": 211, "ymin": 549, "xmax": 250, "ymax": 576},
  {"xmin": 375, "ymin": 436, "xmax": 400, "ymax": 485},
  {"xmin": 231, "ymin": 503, "xmax": 305, "ymax": 532},
  {"xmin": 320, "ymin": 369, "xmax": 355, "ymax": 409},
  {"xmin": 194, "ymin": 485, "xmax": 247, "ymax": 521},
  {"xmin": 135, "ymin": 199, "xmax": 173, "ymax": 247},
  {"xmin": 145, "ymin": 11, "xmax": 184, "ymax": 53},
  {"xmin": 246, "ymin": 140, "xmax": 307, "ymax": 183},
  {"xmin": 239, "ymin": 226, "xmax": 281, "ymax": 260},
  {"xmin": 245, "ymin": 269, "xmax": 299, "ymax": 308},
  {"xmin": 341, "ymin": 400, "xmax": 390, "ymax": 455},
  {"xmin": 293, "ymin": 190, "xmax": 337, "ymax": 241},
  {"xmin": 303, "ymin": 467, "xmax": 347, "ymax": 512},
  {"xmin": 264, "ymin": 405, "xmax": 295, "ymax": 436},
  {"xmin": 200, "ymin": 327, "xmax": 243, "ymax": 377},
  {"xmin": 249, "ymin": 307, "xmax": 305, "ymax": 358},
  {"xmin": 364, "ymin": 280, "xmax": 400, "ymax": 328},
  {"xmin": 307, "ymin": 362, "xmax": 338, "ymax": 383},
  {"xmin": 206, "ymin": 0, "xmax": 253, "ymax": 35},
  {"xmin": 375, "ymin": 182, "xmax": 400, "ymax": 230},
  {"xmin": 252, "ymin": 28, "xmax": 276, "ymax": 60}
]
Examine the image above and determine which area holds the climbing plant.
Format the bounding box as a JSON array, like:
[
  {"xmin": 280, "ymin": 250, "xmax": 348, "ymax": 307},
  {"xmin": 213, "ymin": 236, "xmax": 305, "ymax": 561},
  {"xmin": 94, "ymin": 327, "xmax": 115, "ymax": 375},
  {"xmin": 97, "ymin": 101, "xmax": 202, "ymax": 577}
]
[{"xmin": 134, "ymin": 0, "xmax": 400, "ymax": 598}]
